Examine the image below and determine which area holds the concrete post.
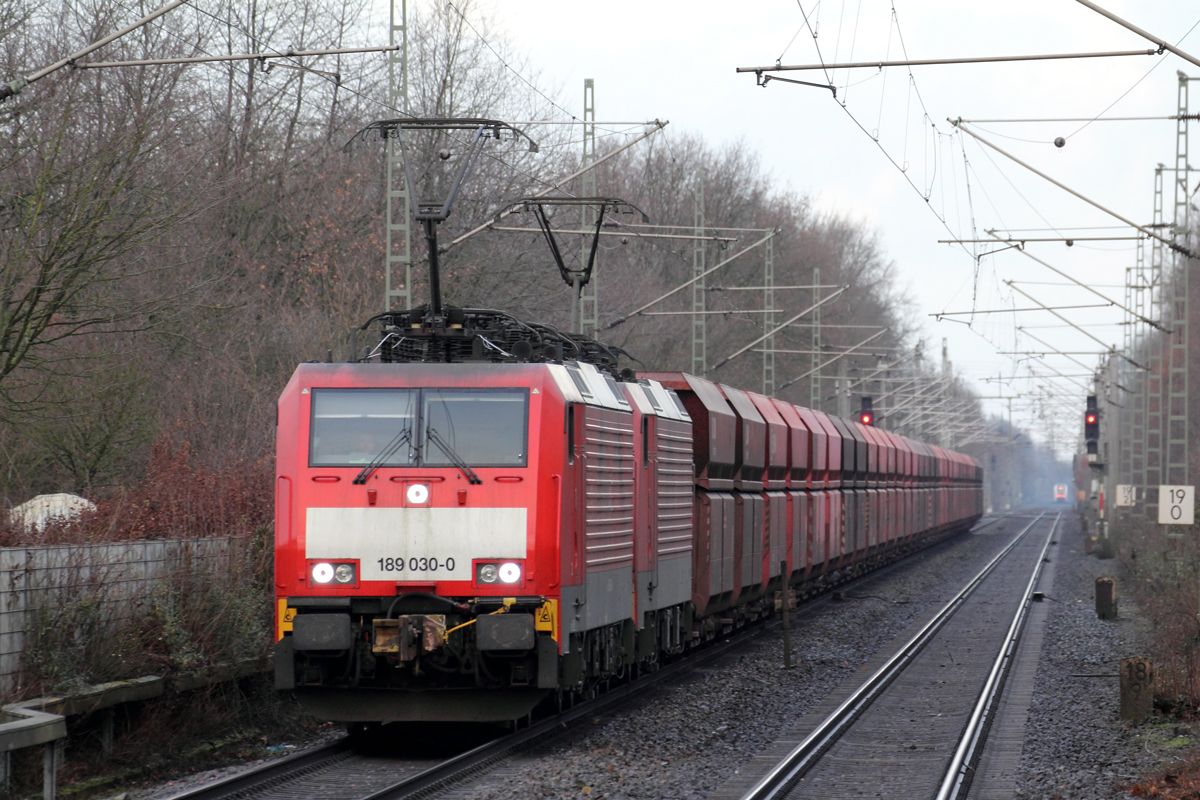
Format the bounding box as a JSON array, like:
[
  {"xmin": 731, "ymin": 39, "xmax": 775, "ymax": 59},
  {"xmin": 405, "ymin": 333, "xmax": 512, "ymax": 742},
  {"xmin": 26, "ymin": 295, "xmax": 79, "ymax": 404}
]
[
  {"xmin": 1120, "ymin": 657, "xmax": 1154, "ymax": 722},
  {"xmin": 1095, "ymin": 576, "xmax": 1118, "ymax": 620},
  {"xmin": 43, "ymin": 740, "xmax": 60, "ymax": 800}
]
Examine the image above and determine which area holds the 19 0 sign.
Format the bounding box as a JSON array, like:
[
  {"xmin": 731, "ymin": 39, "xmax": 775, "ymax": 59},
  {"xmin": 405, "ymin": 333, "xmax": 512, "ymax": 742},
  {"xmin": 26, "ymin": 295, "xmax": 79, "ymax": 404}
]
[{"xmin": 1158, "ymin": 485, "xmax": 1195, "ymax": 525}]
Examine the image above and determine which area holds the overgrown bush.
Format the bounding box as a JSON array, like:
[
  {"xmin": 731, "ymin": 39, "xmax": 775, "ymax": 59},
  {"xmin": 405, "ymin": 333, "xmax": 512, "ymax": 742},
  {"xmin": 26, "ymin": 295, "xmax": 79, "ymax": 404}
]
[
  {"xmin": 15, "ymin": 532, "xmax": 272, "ymax": 701},
  {"xmin": 1120, "ymin": 518, "xmax": 1200, "ymax": 712},
  {"xmin": 0, "ymin": 431, "xmax": 272, "ymax": 548}
]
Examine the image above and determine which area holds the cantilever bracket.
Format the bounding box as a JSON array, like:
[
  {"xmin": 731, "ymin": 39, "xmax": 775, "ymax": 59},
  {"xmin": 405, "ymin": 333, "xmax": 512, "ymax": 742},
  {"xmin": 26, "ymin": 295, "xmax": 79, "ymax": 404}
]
[
  {"xmin": 758, "ymin": 72, "xmax": 837, "ymax": 97},
  {"xmin": 977, "ymin": 242, "xmax": 1023, "ymax": 260},
  {"xmin": 500, "ymin": 197, "xmax": 650, "ymax": 292}
]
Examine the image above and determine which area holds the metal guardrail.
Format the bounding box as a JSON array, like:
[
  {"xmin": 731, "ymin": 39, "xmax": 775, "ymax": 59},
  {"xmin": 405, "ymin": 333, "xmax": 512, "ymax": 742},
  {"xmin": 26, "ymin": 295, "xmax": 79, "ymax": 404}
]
[{"xmin": 0, "ymin": 658, "xmax": 269, "ymax": 800}]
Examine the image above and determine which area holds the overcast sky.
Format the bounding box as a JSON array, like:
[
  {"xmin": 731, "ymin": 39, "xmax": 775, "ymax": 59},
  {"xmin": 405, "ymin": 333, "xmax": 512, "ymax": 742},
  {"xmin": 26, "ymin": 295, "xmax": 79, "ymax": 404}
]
[{"xmin": 419, "ymin": 1, "xmax": 1200, "ymax": 451}]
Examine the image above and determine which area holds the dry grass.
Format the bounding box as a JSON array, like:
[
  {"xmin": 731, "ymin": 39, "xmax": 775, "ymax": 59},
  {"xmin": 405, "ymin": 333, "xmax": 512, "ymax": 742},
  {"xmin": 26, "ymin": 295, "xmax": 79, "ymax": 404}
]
[
  {"xmin": 1125, "ymin": 754, "xmax": 1200, "ymax": 798},
  {"xmin": 1120, "ymin": 519, "xmax": 1200, "ymax": 712}
]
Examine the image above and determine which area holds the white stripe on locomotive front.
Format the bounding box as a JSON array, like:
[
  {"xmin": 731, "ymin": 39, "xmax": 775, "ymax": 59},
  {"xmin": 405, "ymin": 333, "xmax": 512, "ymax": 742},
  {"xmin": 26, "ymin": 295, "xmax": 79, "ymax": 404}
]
[{"xmin": 305, "ymin": 507, "xmax": 527, "ymax": 582}]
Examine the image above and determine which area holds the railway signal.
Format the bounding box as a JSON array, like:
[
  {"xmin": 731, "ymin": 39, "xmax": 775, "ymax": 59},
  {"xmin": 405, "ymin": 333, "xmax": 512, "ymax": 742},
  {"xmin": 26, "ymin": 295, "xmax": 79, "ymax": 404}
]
[
  {"xmin": 859, "ymin": 396, "xmax": 874, "ymax": 426},
  {"xmin": 1084, "ymin": 395, "xmax": 1099, "ymax": 456}
]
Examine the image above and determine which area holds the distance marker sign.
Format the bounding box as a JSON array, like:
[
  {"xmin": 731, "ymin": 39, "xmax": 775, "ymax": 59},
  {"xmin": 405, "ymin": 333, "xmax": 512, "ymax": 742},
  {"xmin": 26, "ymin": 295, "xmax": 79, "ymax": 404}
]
[
  {"xmin": 1115, "ymin": 485, "xmax": 1135, "ymax": 508},
  {"xmin": 1158, "ymin": 486, "xmax": 1195, "ymax": 525}
]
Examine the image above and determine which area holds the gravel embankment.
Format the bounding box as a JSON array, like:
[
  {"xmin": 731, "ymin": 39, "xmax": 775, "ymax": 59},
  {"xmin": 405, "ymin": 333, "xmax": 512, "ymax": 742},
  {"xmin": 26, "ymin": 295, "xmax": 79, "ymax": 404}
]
[
  {"xmin": 1012, "ymin": 515, "xmax": 1164, "ymax": 800},
  {"xmin": 433, "ymin": 517, "xmax": 1040, "ymax": 800},
  {"xmin": 126, "ymin": 511, "xmax": 1176, "ymax": 800}
]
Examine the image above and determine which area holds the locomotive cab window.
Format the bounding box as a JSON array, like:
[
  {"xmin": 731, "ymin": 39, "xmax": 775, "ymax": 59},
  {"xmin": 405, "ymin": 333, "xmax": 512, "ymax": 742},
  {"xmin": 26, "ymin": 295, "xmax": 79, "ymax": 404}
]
[
  {"xmin": 422, "ymin": 389, "xmax": 528, "ymax": 467},
  {"xmin": 309, "ymin": 389, "xmax": 417, "ymax": 466},
  {"xmin": 308, "ymin": 388, "xmax": 527, "ymax": 468}
]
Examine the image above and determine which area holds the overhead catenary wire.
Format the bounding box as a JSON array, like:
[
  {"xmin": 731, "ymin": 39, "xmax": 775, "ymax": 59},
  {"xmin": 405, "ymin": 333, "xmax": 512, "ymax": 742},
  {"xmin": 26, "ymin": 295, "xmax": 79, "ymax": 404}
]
[
  {"xmin": 778, "ymin": 329, "xmax": 890, "ymax": 390},
  {"xmin": 737, "ymin": 48, "xmax": 1162, "ymax": 74},
  {"xmin": 441, "ymin": 121, "xmax": 669, "ymax": 255},
  {"xmin": 77, "ymin": 44, "xmax": 398, "ymax": 69},
  {"xmin": 1058, "ymin": 11, "xmax": 1200, "ymax": 140},
  {"xmin": 160, "ymin": 0, "xmax": 631, "ymax": 213},
  {"xmin": 951, "ymin": 120, "xmax": 1196, "ymax": 259},
  {"xmin": 709, "ymin": 286, "xmax": 851, "ymax": 370},
  {"xmin": 933, "ymin": 303, "xmax": 1115, "ymax": 317},
  {"xmin": 443, "ymin": 2, "xmax": 612, "ymax": 132},
  {"xmin": 0, "ymin": 0, "xmax": 189, "ymax": 100},
  {"xmin": 605, "ymin": 229, "xmax": 778, "ymax": 328},
  {"xmin": 982, "ymin": 232, "xmax": 1167, "ymax": 332},
  {"xmin": 64, "ymin": 0, "xmax": 675, "ymax": 314},
  {"xmin": 1005, "ymin": 282, "xmax": 1138, "ymax": 368},
  {"xmin": 750, "ymin": 2, "xmax": 976, "ymax": 267},
  {"xmin": 959, "ymin": 115, "xmax": 1199, "ymax": 123},
  {"xmin": 939, "ymin": 236, "xmax": 1142, "ymax": 242},
  {"xmin": 1072, "ymin": 0, "xmax": 1200, "ymax": 69}
]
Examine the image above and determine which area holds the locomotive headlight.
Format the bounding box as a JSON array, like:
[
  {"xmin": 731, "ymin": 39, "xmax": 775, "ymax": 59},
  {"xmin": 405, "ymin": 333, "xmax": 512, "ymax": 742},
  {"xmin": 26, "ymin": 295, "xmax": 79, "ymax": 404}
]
[
  {"xmin": 311, "ymin": 562, "xmax": 334, "ymax": 584},
  {"xmin": 334, "ymin": 563, "xmax": 356, "ymax": 584},
  {"xmin": 478, "ymin": 564, "xmax": 499, "ymax": 583},
  {"xmin": 406, "ymin": 483, "xmax": 429, "ymax": 504},
  {"xmin": 498, "ymin": 562, "xmax": 522, "ymax": 584}
]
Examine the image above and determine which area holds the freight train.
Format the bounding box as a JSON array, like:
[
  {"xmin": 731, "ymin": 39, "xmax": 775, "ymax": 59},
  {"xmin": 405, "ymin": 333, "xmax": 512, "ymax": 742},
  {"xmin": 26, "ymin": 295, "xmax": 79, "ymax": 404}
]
[{"xmin": 272, "ymin": 306, "xmax": 984, "ymax": 723}]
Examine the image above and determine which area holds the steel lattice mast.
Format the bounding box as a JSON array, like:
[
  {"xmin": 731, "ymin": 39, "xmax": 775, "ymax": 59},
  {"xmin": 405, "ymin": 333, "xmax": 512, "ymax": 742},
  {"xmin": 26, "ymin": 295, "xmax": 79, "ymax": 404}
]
[{"xmin": 383, "ymin": 0, "xmax": 412, "ymax": 312}]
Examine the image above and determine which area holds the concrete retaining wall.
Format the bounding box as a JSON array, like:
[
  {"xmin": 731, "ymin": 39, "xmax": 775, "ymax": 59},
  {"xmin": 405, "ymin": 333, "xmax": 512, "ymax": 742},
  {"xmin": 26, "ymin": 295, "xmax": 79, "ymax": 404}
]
[{"xmin": 0, "ymin": 538, "xmax": 249, "ymax": 697}]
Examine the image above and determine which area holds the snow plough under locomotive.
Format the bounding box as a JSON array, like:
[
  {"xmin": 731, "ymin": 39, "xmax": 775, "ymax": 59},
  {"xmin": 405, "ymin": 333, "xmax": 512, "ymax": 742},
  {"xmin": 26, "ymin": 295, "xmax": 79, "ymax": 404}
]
[{"xmin": 272, "ymin": 305, "xmax": 984, "ymax": 723}]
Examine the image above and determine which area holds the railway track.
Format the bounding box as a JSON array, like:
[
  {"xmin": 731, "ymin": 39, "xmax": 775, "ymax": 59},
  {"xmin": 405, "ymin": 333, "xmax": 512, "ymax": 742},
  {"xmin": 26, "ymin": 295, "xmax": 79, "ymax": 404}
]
[
  {"xmin": 167, "ymin": 621, "xmax": 786, "ymax": 800},
  {"xmin": 734, "ymin": 509, "xmax": 1061, "ymax": 800},
  {"xmin": 166, "ymin": 512, "xmax": 1014, "ymax": 800}
]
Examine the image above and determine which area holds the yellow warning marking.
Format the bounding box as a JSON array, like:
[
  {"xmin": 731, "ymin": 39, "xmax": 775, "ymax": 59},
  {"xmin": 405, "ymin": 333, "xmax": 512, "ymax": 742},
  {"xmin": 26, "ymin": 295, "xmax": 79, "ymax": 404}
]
[
  {"xmin": 535, "ymin": 599, "xmax": 558, "ymax": 641},
  {"xmin": 276, "ymin": 598, "xmax": 297, "ymax": 641}
]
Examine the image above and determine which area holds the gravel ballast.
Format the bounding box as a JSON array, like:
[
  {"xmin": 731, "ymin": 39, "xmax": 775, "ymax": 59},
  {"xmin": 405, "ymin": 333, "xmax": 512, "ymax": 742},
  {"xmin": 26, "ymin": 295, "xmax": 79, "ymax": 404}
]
[
  {"xmin": 127, "ymin": 511, "xmax": 1178, "ymax": 800},
  {"xmin": 427, "ymin": 515, "xmax": 1057, "ymax": 800},
  {"xmin": 1011, "ymin": 514, "xmax": 1162, "ymax": 800}
]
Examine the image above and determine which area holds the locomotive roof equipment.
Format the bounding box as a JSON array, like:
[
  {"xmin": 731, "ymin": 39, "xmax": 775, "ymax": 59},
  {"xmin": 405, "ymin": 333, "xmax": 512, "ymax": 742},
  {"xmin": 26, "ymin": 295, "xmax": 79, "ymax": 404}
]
[{"xmin": 345, "ymin": 118, "xmax": 539, "ymax": 320}]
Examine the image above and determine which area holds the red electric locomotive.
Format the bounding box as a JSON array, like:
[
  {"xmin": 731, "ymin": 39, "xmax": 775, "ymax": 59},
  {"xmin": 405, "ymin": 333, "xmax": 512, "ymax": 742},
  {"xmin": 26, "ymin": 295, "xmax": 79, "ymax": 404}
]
[
  {"xmin": 273, "ymin": 306, "xmax": 984, "ymax": 724},
  {"xmin": 273, "ymin": 117, "xmax": 983, "ymax": 724}
]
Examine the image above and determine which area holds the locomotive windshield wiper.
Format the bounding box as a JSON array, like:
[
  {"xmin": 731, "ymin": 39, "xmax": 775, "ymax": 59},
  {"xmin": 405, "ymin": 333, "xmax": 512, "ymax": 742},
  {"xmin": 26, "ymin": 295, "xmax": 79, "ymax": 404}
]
[
  {"xmin": 425, "ymin": 426, "xmax": 482, "ymax": 485},
  {"xmin": 352, "ymin": 426, "xmax": 412, "ymax": 485}
]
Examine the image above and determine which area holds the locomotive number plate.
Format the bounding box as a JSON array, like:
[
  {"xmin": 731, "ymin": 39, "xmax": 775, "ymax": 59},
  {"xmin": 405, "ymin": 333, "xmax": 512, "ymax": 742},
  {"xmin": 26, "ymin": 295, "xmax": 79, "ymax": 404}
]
[
  {"xmin": 375, "ymin": 556, "xmax": 458, "ymax": 574},
  {"xmin": 305, "ymin": 507, "xmax": 527, "ymax": 582}
]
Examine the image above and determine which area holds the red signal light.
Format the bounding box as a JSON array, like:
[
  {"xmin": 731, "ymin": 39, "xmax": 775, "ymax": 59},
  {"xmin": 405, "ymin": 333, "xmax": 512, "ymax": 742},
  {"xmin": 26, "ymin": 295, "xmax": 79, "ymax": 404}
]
[
  {"xmin": 860, "ymin": 412, "xmax": 873, "ymax": 426},
  {"xmin": 1086, "ymin": 413, "xmax": 1097, "ymax": 424}
]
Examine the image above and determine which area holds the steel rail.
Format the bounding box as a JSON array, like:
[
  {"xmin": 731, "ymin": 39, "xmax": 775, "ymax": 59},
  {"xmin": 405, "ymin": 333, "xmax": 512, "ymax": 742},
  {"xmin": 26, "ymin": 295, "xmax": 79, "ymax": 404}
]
[
  {"xmin": 165, "ymin": 738, "xmax": 352, "ymax": 799},
  {"xmin": 936, "ymin": 511, "xmax": 1062, "ymax": 800},
  {"xmin": 167, "ymin": 515, "xmax": 1001, "ymax": 800},
  {"xmin": 164, "ymin": 601, "xmax": 788, "ymax": 800},
  {"xmin": 738, "ymin": 511, "xmax": 1048, "ymax": 800},
  {"xmin": 367, "ymin": 516, "xmax": 1009, "ymax": 800},
  {"xmin": 359, "ymin": 630, "xmax": 754, "ymax": 799}
]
